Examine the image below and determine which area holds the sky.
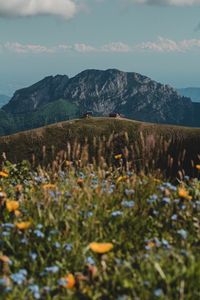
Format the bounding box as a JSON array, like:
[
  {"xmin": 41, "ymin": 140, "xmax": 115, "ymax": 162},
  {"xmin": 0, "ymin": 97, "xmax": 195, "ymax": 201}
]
[{"xmin": 0, "ymin": 0, "xmax": 200, "ymax": 95}]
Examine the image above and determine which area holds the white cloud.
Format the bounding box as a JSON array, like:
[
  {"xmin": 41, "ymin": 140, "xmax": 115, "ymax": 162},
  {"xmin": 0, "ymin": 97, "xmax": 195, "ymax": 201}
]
[
  {"xmin": 4, "ymin": 42, "xmax": 55, "ymax": 54},
  {"xmin": 0, "ymin": 0, "xmax": 78, "ymax": 19},
  {"xmin": 130, "ymin": 0, "xmax": 200, "ymax": 6},
  {"xmin": 2, "ymin": 37, "xmax": 200, "ymax": 54},
  {"xmin": 101, "ymin": 42, "xmax": 131, "ymax": 52}
]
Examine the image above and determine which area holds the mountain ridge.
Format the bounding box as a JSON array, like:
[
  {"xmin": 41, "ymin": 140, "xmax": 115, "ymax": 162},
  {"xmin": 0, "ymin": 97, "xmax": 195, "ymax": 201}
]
[{"xmin": 0, "ymin": 69, "xmax": 199, "ymax": 136}]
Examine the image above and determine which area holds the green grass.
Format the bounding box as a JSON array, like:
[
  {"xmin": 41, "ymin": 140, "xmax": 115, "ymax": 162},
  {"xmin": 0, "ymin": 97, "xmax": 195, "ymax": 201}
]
[
  {"xmin": 0, "ymin": 160, "xmax": 200, "ymax": 299},
  {"xmin": 0, "ymin": 117, "xmax": 200, "ymax": 178}
]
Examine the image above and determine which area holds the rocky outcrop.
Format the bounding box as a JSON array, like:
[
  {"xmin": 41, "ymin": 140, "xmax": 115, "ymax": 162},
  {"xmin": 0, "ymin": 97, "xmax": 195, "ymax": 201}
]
[{"xmin": 1, "ymin": 69, "xmax": 200, "ymax": 136}]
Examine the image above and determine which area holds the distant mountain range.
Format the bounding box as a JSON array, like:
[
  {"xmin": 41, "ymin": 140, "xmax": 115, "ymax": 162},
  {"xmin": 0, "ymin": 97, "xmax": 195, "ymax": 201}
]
[
  {"xmin": 177, "ymin": 88, "xmax": 200, "ymax": 102},
  {"xmin": 0, "ymin": 94, "xmax": 10, "ymax": 108},
  {"xmin": 1, "ymin": 69, "xmax": 200, "ymax": 136}
]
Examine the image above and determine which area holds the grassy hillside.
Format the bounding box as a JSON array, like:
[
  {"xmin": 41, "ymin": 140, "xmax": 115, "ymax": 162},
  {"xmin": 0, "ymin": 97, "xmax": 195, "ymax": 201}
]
[
  {"xmin": 0, "ymin": 99, "xmax": 79, "ymax": 136},
  {"xmin": 0, "ymin": 117, "xmax": 200, "ymax": 178}
]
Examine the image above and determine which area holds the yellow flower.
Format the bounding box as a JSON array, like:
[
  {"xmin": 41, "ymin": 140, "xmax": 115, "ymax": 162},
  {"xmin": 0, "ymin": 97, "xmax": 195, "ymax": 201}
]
[
  {"xmin": 14, "ymin": 210, "xmax": 22, "ymax": 217},
  {"xmin": 196, "ymin": 164, "xmax": 200, "ymax": 171},
  {"xmin": 116, "ymin": 176, "xmax": 127, "ymax": 184},
  {"xmin": 16, "ymin": 221, "xmax": 32, "ymax": 230},
  {"xmin": 0, "ymin": 171, "xmax": 9, "ymax": 178},
  {"xmin": 42, "ymin": 184, "xmax": 56, "ymax": 190},
  {"xmin": 6, "ymin": 200, "xmax": 19, "ymax": 212},
  {"xmin": 114, "ymin": 154, "xmax": 122, "ymax": 160},
  {"xmin": 178, "ymin": 187, "xmax": 192, "ymax": 201},
  {"xmin": 60, "ymin": 273, "xmax": 76, "ymax": 289},
  {"xmin": 89, "ymin": 242, "xmax": 113, "ymax": 254}
]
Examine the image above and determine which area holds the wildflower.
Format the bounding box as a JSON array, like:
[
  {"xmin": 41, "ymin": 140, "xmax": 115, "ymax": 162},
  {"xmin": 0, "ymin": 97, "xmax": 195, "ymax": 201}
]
[
  {"xmin": 6, "ymin": 200, "xmax": 19, "ymax": 212},
  {"xmin": 86, "ymin": 256, "xmax": 96, "ymax": 265},
  {"xmin": 121, "ymin": 200, "xmax": 135, "ymax": 208},
  {"xmin": 14, "ymin": 210, "xmax": 22, "ymax": 217},
  {"xmin": 196, "ymin": 164, "xmax": 200, "ymax": 171},
  {"xmin": 116, "ymin": 176, "xmax": 127, "ymax": 184},
  {"xmin": 34, "ymin": 230, "xmax": 44, "ymax": 238},
  {"xmin": 114, "ymin": 154, "xmax": 122, "ymax": 160},
  {"xmin": 11, "ymin": 269, "xmax": 27, "ymax": 285},
  {"xmin": 0, "ymin": 171, "xmax": 9, "ymax": 178},
  {"xmin": 77, "ymin": 178, "xmax": 84, "ymax": 186},
  {"xmin": 29, "ymin": 252, "xmax": 37, "ymax": 261},
  {"xmin": 178, "ymin": 187, "xmax": 192, "ymax": 201},
  {"xmin": 89, "ymin": 242, "xmax": 113, "ymax": 254},
  {"xmin": 16, "ymin": 221, "xmax": 32, "ymax": 230},
  {"xmin": 162, "ymin": 197, "xmax": 171, "ymax": 205},
  {"xmin": 0, "ymin": 255, "xmax": 11, "ymax": 264},
  {"xmin": 171, "ymin": 214, "xmax": 178, "ymax": 221},
  {"xmin": 154, "ymin": 288, "xmax": 164, "ymax": 297},
  {"xmin": 44, "ymin": 266, "xmax": 59, "ymax": 274},
  {"xmin": 42, "ymin": 184, "xmax": 56, "ymax": 190},
  {"xmin": 29, "ymin": 284, "xmax": 40, "ymax": 299},
  {"xmin": 111, "ymin": 210, "xmax": 123, "ymax": 217},
  {"xmin": 59, "ymin": 273, "xmax": 75, "ymax": 289},
  {"xmin": 177, "ymin": 229, "xmax": 188, "ymax": 240}
]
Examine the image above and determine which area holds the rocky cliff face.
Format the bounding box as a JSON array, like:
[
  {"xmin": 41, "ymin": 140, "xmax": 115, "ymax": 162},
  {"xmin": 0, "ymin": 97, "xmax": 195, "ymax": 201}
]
[
  {"xmin": 4, "ymin": 75, "xmax": 69, "ymax": 114},
  {"xmin": 1, "ymin": 69, "xmax": 199, "ymax": 136}
]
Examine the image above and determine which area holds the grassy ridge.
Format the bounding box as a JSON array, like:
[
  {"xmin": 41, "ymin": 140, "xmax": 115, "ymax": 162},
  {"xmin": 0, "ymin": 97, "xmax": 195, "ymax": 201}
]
[{"xmin": 0, "ymin": 118, "xmax": 200, "ymax": 177}]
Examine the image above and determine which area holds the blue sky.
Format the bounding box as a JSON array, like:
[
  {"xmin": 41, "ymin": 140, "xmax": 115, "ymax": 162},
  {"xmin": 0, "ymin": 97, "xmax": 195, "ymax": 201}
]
[{"xmin": 0, "ymin": 0, "xmax": 200, "ymax": 95}]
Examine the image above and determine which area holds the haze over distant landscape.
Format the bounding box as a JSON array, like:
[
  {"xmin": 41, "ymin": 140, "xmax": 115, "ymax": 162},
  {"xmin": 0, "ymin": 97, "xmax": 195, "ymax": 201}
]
[{"xmin": 1, "ymin": 0, "xmax": 200, "ymax": 95}]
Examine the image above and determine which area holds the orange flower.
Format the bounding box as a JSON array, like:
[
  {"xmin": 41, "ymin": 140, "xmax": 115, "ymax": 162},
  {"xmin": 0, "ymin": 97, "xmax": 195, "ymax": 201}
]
[
  {"xmin": 196, "ymin": 164, "xmax": 200, "ymax": 171},
  {"xmin": 89, "ymin": 242, "xmax": 113, "ymax": 254},
  {"xmin": 114, "ymin": 154, "xmax": 122, "ymax": 160},
  {"xmin": 6, "ymin": 200, "xmax": 19, "ymax": 212},
  {"xmin": 60, "ymin": 273, "xmax": 76, "ymax": 289},
  {"xmin": 0, "ymin": 255, "xmax": 11, "ymax": 264},
  {"xmin": 42, "ymin": 184, "xmax": 56, "ymax": 190},
  {"xmin": 0, "ymin": 171, "xmax": 9, "ymax": 178},
  {"xmin": 77, "ymin": 178, "xmax": 84, "ymax": 186},
  {"xmin": 14, "ymin": 210, "xmax": 22, "ymax": 217},
  {"xmin": 178, "ymin": 187, "xmax": 192, "ymax": 201},
  {"xmin": 16, "ymin": 221, "xmax": 32, "ymax": 230}
]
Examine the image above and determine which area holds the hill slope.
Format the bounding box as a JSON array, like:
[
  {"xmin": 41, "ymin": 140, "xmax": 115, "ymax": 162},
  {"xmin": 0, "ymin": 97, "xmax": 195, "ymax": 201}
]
[
  {"xmin": 0, "ymin": 94, "xmax": 10, "ymax": 108},
  {"xmin": 1, "ymin": 69, "xmax": 199, "ymax": 136},
  {"xmin": 0, "ymin": 117, "xmax": 200, "ymax": 177}
]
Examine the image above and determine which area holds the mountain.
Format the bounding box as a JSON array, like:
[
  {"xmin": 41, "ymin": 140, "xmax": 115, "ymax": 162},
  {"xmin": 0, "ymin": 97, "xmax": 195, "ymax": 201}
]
[
  {"xmin": 1, "ymin": 69, "xmax": 200, "ymax": 136},
  {"xmin": 178, "ymin": 87, "xmax": 200, "ymax": 102},
  {"xmin": 0, "ymin": 94, "xmax": 10, "ymax": 108}
]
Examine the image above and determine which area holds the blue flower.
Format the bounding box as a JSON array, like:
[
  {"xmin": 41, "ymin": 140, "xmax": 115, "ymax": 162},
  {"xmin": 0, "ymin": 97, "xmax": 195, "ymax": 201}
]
[
  {"xmin": 121, "ymin": 200, "xmax": 135, "ymax": 208},
  {"xmin": 34, "ymin": 230, "xmax": 45, "ymax": 238},
  {"xmin": 171, "ymin": 214, "xmax": 178, "ymax": 221},
  {"xmin": 54, "ymin": 242, "xmax": 61, "ymax": 249},
  {"xmin": 64, "ymin": 243, "xmax": 72, "ymax": 252},
  {"xmin": 111, "ymin": 210, "xmax": 123, "ymax": 217},
  {"xmin": 86, "ymin": 256, "xmax": 96, "ymax": 265},
  {"xmin": 124, "ymin": 189, "xmax": 135, "ymax": 196},
  {"xmin": 154, "ymin": 288, "xmax": 164, "ymax": 297},
  {"xmin": 177, "ymin": 229, "xmax": 188, "ymax": 240},
  {"xmin": 147, "ymin": 194, "xmax": 158, "ymax": 204},
  {"xmin": 0, "ymin": 278, "xmax": 7, "ymax": 286},
  {"xmin": 44, "ymin": 266, "xmax": 59, "ymax": 274},
  {"xmin": 29, "ymin": 252, "xmax": 37, "ymax": 261},
  {"xmin": 11, "ymin": 269, "xmax": 27, "ymax": 285},
  {"xmin": 162, "ymin": 197, "xmax": 171, "ymax": 205},
  {"xmin": 29, "ymin": 284, "xmax": 40, "ymax": 299}
]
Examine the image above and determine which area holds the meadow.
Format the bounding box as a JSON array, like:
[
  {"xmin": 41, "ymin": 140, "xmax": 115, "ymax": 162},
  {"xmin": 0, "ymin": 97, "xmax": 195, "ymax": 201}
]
[{"xmin": 0, "ymin": 156, "xmax": 200, "ymax": 300}]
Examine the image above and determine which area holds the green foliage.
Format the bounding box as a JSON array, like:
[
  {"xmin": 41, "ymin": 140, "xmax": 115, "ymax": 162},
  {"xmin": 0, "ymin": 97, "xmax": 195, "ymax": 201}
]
[
  {"xmin": 0, "ymin": 161, "xmax": 200, "ymax": 299},
  {"xmin": 0, "ymin": 99, "xmax": 79, "ymax": 136}
]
